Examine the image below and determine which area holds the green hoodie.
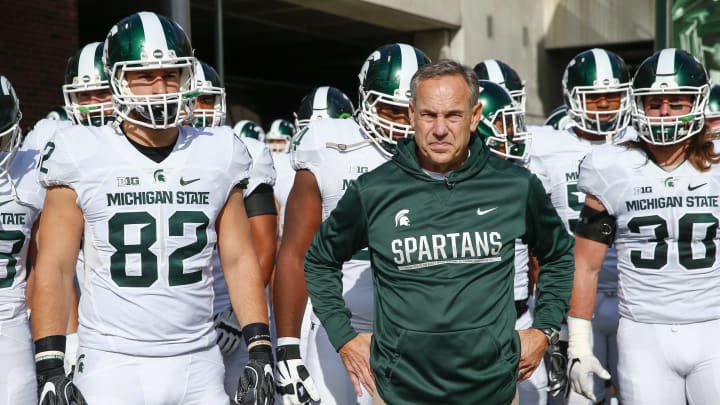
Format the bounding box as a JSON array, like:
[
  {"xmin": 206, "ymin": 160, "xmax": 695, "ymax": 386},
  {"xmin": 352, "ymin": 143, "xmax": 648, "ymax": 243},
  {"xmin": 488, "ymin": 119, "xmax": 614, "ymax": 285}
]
[{"xmin": 305, "ymin": 136, "xmax": 574, "ymax": 404}]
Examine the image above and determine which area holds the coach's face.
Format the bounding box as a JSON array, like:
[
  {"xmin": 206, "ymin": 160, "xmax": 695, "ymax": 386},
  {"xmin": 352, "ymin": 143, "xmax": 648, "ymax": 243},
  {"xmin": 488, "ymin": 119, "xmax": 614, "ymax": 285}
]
[{"xmin": 410, "ymin": 74, "xmax": 482, "ymax": 173}]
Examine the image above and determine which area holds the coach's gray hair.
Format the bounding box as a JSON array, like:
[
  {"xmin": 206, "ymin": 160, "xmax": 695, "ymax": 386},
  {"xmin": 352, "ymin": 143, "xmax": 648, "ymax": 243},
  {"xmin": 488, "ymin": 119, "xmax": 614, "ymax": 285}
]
[{"xmin": 409, "ymin": 59, "xmax": 479, "ymax": 108}]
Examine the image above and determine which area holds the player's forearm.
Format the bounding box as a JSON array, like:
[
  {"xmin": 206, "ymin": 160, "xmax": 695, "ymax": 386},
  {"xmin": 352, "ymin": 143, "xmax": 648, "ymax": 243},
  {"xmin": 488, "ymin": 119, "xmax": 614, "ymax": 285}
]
[
  {"xmin": 567, "ymin": 262, "xmax": 601, "ymax": 320},
  {"xmin": 31, "ymin": 266, "xmax": 74, "ymax": 340},
  {"xmin": 273, "ymin": 249, "xmax": 309, "ymax": 338},
  {"xmin": 225, "ymin": 255, "xmax": 270, "ymax": 327}
]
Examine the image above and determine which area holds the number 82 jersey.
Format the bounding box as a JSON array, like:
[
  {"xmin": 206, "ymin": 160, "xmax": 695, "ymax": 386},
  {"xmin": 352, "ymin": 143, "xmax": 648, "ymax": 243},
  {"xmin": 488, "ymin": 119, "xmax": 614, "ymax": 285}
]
[
  {"xmin": 38, "ymin": 125, "xmax": 251, "ymax": 356},
  {"xmin": 578, "ymin": 143, "xmax": 720, "ymax": 324}
]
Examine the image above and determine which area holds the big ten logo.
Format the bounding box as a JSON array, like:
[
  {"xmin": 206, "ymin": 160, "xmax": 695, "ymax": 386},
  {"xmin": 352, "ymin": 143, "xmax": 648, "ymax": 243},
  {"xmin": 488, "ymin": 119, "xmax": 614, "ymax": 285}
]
[
  {"xmin": 633, "ymin": 186, "xmax": 653, "ymax": 194},
  {"xmin": 117, "ymin": 176, "xmax": 140, "ymax": 187},
  {"xmin": 348, "ymin": 165, "xmax": 369, "ymax": 174}
]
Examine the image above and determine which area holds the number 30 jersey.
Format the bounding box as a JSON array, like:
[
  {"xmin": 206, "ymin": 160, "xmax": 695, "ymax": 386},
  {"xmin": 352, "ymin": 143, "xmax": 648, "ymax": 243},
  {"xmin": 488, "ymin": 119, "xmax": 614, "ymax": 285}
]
[
  {"xmin": 38, "ymin": 125, "xmax": 251, "ymax": 356},
  {"xmin": 578, "ymin": 143, "xmax": 720, "ymax": 324}
]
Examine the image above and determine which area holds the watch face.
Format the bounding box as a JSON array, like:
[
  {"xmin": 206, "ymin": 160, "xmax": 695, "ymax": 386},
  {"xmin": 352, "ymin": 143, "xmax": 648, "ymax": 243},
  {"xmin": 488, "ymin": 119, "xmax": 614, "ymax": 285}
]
[{"xmin": 545, "ymin": 329, "xmax": 559, "ymax": 345}]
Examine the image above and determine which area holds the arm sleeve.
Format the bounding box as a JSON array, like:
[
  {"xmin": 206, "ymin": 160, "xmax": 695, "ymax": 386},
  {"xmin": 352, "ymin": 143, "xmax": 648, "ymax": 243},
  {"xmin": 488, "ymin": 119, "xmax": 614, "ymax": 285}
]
[
  {"xmin": 524, "ymin": 174, "xmax": 575, "ymax": 331},
  {"xmin": 304, "ymin": 180, "xmax": 369, "ymax": 350},
  {"xmin": 244, "ymin": 184, "xmax": 277, "ymax": 217}
]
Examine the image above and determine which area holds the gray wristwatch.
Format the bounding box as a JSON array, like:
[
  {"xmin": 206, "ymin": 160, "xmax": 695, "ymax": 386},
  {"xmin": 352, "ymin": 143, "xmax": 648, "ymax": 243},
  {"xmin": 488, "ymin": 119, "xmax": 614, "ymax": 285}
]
[{"xmin": 541, "ymin": 328, "xmax": 560, "ymax": 345}]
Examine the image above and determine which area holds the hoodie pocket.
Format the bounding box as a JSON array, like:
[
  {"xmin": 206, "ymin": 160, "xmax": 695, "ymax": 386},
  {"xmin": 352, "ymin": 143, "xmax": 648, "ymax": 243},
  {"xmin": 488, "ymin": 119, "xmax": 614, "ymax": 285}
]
[{"xmin": 383, "ymin": 325, "xmax": 514, "ymax": 400}]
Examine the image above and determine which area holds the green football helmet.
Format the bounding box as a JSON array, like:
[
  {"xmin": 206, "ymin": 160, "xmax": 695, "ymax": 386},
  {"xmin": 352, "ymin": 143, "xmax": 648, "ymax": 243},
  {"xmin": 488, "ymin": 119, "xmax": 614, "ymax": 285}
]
[
  {"xmin": 632, "ymin": 48, "xmax": 709, "ymax": 145},
  {"xmin": 0, "ymin": 75, "xmax": 22, "ymax": 180},
  {"xmin": 193, "ymin": 60, "xmax": 226, "ymax": 127},
  {"xmin": 294, "ymin": 86, "xmax": 354, "ymax": 131},
  {"xmin": 266, "ymin": 119, "xmax": 295, "ymax": 153},
  {"xmin": 476, "ymin": 80, "xmax": 530, "ymax": 162},
  {"xmin": 473, "ymin": 59, "xmax": 525, "ymax": 111},
  {"xmin": 357, "ymin": 43, "xmax": 431, "ymax": 156},
  {"xmin": 562, "ymin": 48, "xmax": 631, "ymax": 139},
  {"xmin": 707, "ymin": 84, "xmax": 720, "ymax": 118},
  {"xmin": 63, "ymin": 42, "xmax": 114, "ymax": 126},
  {"xmin": 233, "ymin": 120, "xmax": 265, "ymax": 142},
  {"xmin": 544, "ymin": 105, "xmax": 574, "ymax": 131},
  {"xmin": 103, "ymin": 11, "xmax": 196, "ymax": 129}
]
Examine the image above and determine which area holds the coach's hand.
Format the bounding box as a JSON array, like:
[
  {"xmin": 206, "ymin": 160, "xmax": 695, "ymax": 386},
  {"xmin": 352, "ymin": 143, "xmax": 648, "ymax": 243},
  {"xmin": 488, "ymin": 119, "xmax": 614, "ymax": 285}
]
[
  {"xmin": 518, "ymin": 328, "xmax": 547, "ymax": 381},
  {"xmin": 275, "ymin": 337, "xmax": 320, "ymax": 405},
  {"xmin": 213, "ymin": 309, "xmax": 243, "ymax": 355},
  {"xmin": 338, "ymin": 332, "xmax": 375, "ymax": 397},
  {"xmin": 236, "ymin": 344, "xmax": 275, "ymax": 405},
  {"xmin": 567, "ymin": 317, "xmax": 610, "ymax": 401}
]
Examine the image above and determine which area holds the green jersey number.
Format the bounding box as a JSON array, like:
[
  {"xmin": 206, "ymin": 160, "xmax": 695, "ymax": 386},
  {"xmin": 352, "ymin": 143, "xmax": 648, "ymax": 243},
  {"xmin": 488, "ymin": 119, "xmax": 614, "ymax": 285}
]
[
  {"xmin": 109, "ymin": 210, "xmax": 210, "ymax": 287},
  {"xmin": 566, "ymin": 183, "xmax": 584, "ymax": 232},
  {"xmin": 0, "ymin": 231, "xmax": 27, "ymax": 288},
  {"xmin": 627, "ymin": 213, "xmax": 718, "ymax": 270}
]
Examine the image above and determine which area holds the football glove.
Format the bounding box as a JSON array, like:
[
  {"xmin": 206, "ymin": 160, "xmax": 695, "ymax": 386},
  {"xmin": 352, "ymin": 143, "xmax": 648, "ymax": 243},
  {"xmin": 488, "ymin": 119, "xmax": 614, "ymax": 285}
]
[
  {"xmin": 213, "ymin": 309, "xmax": 243, "ymax": 355},
  {"xmin": 567, "ymin": 316, "xmax": 610, "ymax": 402},
  {"xmin": 35, "ymin": 335, "xmax": 87, "ymax": 405},
  {"xmin": 236, "ymin": 344, "xmax": 275, "ymax": 405},
  {"xmin": 275, "ymin": 338, "xmax": 320, "ymax": 405}
]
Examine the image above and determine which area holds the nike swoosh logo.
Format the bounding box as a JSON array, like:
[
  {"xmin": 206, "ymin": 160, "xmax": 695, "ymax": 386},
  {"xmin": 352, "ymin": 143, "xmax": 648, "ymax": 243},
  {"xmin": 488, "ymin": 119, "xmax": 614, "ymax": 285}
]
[
  {"xmin": 39, "ymin": 382, "xmax": 56, "ymax": 401},
  {"xmin": 180, "ymin": 177, "xmax": 200, "ymax": 186},
  {"xmin": 477, "ymin": 207, "xmax": 497, "ymax": 216},
  {"xmin": 688, "ymin": 183, "xmax": 707, "ymax": 191},
  {"xmin": 0, "ymin": 199, "xmax": 13, "ymax": 206}
]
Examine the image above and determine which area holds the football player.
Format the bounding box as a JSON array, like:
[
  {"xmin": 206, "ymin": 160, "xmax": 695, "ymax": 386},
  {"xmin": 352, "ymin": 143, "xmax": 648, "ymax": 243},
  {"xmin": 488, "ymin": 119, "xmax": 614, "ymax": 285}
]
[
  {"xmin": 569, "ymin": 48, "xmax": 720, "ymax": 404},
  {"xmin": 528, "ymin": 48, "xmax": 635, "ymax": 405},
  {"xmin": 273, "ymin": 43, "xmax": 430, "ymax": 405},
  {"xmin": 0, "ymin": 75, "xmax": 44, "ymax": 405},
  {"xmin": 30, "ymin": 12, "xmax": 273, "ymax": 405},
  {"xmin": 62, "ymin": 41, "xmax": 114, "ymax": 127},
  {"xmin": 476, "ymin": 80, "xmax": 548, "ymax": 405},
  {"xmin": 192, "ymin": 60, "xmax": 226, "ymax": 128},
  {"xmin": 473, "ymin": 59, "xmax": 526, "ymax": 110},
  {"xmin": 293, "ymin": 86, "xmax": 354, "ymax": 131},
  {"xmin": 266, "ymin": 118, "xmax": 295, "ymax": 154}
]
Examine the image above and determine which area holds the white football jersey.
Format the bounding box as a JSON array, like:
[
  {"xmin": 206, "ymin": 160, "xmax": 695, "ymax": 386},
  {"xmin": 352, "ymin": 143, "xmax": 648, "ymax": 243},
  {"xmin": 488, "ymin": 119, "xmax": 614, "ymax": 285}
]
[
  {"xmin": 213, "ymin": 135, "xmax": 276, "ymax": 313},
  {"xmin": 38, "ymin": 124, "xmax": 251, "ymax": 356},
  {"xmin": 514, "ymin": 240, "xmax": 529, "ymax": 300},
  {"xmin": 579, "ymin": 143, "xmax": 720, "ymax": 324},
  {"xmin": 528, "ymin": 126, "xmax": 635, "ymax": 291},
  {"xmin": 0, "ymin": 149, "xmax": 43, "ymax": 321},
  {"xmin": 272, "ymin": 151, "xmax": 295, "ymax": 239},
  {"xmin": 292, "ymin": 118, "xmax": 387, "ymax": 331}
]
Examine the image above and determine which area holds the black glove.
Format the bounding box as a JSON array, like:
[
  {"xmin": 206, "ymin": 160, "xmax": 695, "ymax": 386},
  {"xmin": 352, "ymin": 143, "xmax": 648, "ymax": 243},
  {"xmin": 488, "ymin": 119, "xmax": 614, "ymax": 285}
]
[
  {"xmin": 545, "ymin": 342, "xmax": 570, "ymax": 398},
  {"xmin": 35, "ymin": 336, "xmax": 88, "ymax": 405},
  {"xmin": 235, "ymin": 344, "xmax": 275, "ymax": 405}
]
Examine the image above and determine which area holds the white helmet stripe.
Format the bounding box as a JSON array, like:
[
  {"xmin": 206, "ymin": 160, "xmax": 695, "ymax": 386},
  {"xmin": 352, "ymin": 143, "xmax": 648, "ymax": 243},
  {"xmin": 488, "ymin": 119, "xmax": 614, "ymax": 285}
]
[
  {"xmin": 591, "ymin": 48, "xmax": 613, "ymax": 81},
  {"xmin": 398, "ymin": 44, "xmax": 418, "ymax": 93},
  {"xmin": 0, "ymin": 76, "xmax": 10, "ymax": 95},
  {"xmin": 484, "ymin": 60, "xmax": 505, "ymax": 85},
  {"xmin": 77, "ymin": 42, "xmax": 101, "ymax": 78},
  {"xmin": 656, "ymin": 48, "xmax": 676, "ymax": 76},
  {"xmin": 313, "ymin": 86, "xmax": 330, "ymax": 110},
  {"xmin": 139, "ymin": 12, "xmax": 170, "ymax": 54},
  {"xmin": 194, "ymin": 60, "xmax": 207, "ymax": 82}
]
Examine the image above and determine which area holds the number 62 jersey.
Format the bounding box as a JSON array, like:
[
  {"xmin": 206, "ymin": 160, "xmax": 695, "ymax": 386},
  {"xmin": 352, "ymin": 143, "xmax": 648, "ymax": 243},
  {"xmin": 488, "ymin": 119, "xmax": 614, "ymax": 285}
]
[
  {"xmin": 38, "ymin": 124, "xmax": 251, "ymax": 356},
  {"xmin": 578, "ymin": 143, "xmax": 720, "ymax": 324}
]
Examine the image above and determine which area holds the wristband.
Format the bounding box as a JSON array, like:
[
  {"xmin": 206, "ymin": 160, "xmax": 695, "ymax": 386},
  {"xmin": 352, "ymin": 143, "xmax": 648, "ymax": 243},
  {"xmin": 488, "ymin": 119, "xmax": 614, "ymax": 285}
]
[{"xmin": 242, "ymin": 322, "xmax": 271, "ymax": 346}]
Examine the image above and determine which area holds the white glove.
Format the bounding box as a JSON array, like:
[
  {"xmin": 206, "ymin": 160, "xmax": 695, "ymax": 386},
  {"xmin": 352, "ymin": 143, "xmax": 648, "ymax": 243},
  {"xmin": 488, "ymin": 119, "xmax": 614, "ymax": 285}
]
[
  {"xmin": 567, "ymin": 316, "xmax": 611, "ymax": 401},
  {"xmin": 64, "ymin": 332, "xmax": 79, "ymax": 376},
  {"xmin": 213, "ymin": 309, "xmax": 242, "ymax": 355},
  {"xmin": 275, "ymin": 337, "xmax": 320, "ymax": 405}
]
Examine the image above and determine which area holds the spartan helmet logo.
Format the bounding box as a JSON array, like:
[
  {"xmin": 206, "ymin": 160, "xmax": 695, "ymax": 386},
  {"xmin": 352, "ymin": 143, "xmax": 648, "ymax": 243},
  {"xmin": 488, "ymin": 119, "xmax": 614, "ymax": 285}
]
[
  {"xmin": 394, "ymin": 209, "xmax": 410, "ymax": 227},
  {"xmin": 664, "ymin": 177, "xmax": 675, "ymax": 188}
]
